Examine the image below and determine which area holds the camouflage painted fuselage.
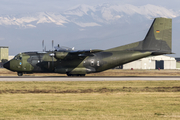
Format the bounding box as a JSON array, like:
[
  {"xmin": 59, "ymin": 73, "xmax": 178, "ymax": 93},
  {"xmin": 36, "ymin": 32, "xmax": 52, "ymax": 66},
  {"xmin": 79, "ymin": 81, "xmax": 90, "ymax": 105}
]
[{"xmin": 7, "ymin": 50, "xmax": 152, "ymax": 74}]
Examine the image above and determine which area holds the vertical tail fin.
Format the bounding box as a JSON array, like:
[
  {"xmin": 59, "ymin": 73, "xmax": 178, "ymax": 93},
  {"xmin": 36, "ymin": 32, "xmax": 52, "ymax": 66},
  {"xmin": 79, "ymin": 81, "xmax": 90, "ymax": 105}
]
[{"xmin": 142, "ymin": 18, "xmax": 172, "ymax": 53}]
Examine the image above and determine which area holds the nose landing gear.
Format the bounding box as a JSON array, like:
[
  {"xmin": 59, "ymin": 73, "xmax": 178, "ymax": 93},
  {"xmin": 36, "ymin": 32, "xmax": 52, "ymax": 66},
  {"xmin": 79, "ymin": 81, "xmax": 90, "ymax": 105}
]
[{"xmin": 17, "ymin": 72, "xmax": 23, "ymax": 76}]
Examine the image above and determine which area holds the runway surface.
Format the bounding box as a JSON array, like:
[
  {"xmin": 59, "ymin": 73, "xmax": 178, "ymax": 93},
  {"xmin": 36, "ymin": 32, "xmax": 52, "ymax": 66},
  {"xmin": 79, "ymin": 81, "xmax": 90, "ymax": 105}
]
[{"xmin": 0, "ymin": 76, "xmax": 180, "ymax": 81}]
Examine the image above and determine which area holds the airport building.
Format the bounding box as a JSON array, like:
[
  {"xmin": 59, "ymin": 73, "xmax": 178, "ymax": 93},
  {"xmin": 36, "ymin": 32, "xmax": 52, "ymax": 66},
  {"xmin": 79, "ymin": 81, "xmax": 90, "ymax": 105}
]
[
  {"xmin": 0, "ymin": 46, "xmax": 9, "ymax": 67},
  {"xmin": 0, "ymin": 46, "xmax": 9, "ymax": 62},
  {"xmin": 176, "ymin": 58, "xmax": 180, "ymax": 69},
  {"xmin": 121, "ymin": 55, "xmax": 176, "ymax": 70}
]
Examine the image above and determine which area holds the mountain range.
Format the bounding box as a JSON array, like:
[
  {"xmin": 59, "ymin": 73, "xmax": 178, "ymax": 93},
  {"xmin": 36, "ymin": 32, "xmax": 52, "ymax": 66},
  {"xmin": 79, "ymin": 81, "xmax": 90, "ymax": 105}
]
[
  {"xmin": 0, "ymin": 4, "xmax": 180, "ymax": 57},
  {"xmin": 0, "ymin": 4, "xmax": 178, "ymax": 28}
]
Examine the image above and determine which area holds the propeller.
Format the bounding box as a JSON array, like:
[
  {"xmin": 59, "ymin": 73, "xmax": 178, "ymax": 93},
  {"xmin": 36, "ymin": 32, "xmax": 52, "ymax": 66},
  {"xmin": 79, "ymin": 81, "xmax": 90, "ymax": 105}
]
[
  {"xmin": 52, "ymin": 40, "xmax": 54, "ymax": 52},
  {"xmin": 49, "ymin": 41, "xmax": 55, "ymax": 57},
  {"xmin": 42, "ymin": 40, "xmax": 47, "ymax": 52},
  {"xmin": 42, "ymin": 40, "xmax": 44, "ymax": 52},
  {"xmin": 50, "ymin": 40, "xmax": 55, "ymax": 71}
]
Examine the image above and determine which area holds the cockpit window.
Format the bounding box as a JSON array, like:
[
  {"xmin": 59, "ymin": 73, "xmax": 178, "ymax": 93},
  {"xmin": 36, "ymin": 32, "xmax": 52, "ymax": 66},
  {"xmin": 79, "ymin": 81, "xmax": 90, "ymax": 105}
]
[
  {"xmin": 14, "ymin": 54, "xmax": 22, "ymax": 60},
  {"xmin": 14, "ymin": 56, "xmax": 17, "ymax": 60},
  {"xmin": 19, "ymin": 56, "xmax": 22, "ymax": 60}
]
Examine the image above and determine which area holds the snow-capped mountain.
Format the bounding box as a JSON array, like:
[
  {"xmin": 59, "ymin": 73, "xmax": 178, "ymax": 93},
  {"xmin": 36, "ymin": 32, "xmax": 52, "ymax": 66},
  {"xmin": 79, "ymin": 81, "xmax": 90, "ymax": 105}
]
[
  {"xmin": 0, "ymin": 12, "xmax": 69, "ymax": 28},
  {"xmin": 0, "ymin": 4, "xmax": 178, "ymax": 28}
]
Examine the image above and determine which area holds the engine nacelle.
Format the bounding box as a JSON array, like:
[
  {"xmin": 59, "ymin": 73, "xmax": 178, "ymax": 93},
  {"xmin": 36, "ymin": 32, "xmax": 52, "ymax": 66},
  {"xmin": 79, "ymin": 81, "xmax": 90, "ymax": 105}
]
[{"xmin": 55, "ymin": 52, "xmax": 68, "ymax": 59}]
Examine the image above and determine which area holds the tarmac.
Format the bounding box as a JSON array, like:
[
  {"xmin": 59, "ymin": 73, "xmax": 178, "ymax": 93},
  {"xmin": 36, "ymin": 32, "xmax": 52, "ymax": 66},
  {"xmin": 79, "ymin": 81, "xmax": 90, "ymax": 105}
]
[{"xmin": 0, "ymin": 76, "xmax": 180, "ymax": 81}]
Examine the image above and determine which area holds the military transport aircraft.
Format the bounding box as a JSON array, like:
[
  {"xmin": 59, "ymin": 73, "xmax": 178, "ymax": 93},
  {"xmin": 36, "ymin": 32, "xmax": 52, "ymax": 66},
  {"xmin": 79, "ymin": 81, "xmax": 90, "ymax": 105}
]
[{"xmin": 3, "ymin": 17, "xmax": 172, "ymax": 76}]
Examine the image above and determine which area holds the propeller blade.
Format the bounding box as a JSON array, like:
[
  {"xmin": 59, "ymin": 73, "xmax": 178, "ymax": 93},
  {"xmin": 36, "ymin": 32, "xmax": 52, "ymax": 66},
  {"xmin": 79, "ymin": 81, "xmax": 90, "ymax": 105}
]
[
  {"xmin": 52, "ymin": 56, "xmax": 54, "ymax": 70},
  {"xmin": 52, "ymin": 40, "xmax": 54, "ymax": 51},
  {"xmin": 52, "ymin": 40, "xmax": 54, "ymax": 71},
  {"xmin": 42, "ymin": 40, "xmax": 44, "ymax": 52}
]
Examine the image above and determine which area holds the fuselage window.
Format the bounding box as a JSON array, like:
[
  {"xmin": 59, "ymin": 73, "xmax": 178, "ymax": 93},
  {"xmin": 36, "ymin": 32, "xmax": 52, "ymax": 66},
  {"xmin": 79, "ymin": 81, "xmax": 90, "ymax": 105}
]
[
  {"xmin": 90, "ymin": 60, "xmax": 94, "ymax": 66},
  {"xmin": 97, "ymin": 61, "xmax": 100, "ymax": 66}
]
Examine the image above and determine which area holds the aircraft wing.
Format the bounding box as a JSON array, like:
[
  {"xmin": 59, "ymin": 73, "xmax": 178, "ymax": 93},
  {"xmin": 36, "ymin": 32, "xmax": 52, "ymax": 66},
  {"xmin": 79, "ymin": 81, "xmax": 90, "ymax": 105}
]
[{"xmin": 69, "ymin": 49, "xmax": 103, "ymax": 56}]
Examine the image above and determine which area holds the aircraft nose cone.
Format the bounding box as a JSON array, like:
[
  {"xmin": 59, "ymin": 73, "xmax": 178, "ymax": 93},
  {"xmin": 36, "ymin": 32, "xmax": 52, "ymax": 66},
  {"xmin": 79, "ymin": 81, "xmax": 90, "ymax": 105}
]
[{"xmin": 3, "ymin": 61, "xmax": 10, "ymax": 70}]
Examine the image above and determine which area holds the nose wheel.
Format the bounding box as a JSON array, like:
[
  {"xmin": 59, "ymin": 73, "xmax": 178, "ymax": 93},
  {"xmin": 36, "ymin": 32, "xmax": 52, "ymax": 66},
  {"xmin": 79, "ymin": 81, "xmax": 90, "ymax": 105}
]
[{"xmin": 17, "ymin": 72, "xmax": 23, "ymax": 76}]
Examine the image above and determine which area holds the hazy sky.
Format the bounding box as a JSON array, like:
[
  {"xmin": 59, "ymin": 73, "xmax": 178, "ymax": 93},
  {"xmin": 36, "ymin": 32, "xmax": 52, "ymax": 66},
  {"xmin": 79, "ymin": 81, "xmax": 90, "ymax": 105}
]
[{"xmin": 0, "ymin": 0, "xmax": 180, "ymax": 14}]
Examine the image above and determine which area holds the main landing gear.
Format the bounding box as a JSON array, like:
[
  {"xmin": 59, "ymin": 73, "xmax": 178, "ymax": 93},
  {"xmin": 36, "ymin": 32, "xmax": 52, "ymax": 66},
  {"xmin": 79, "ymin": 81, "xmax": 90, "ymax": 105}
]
[
  {"xmin": 17, "ymin": 72, "xmax": 23, "ymax": 76},
  {"xmin": 67, "ymin": 74, "xmax": 85, "ymax": 77}
]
